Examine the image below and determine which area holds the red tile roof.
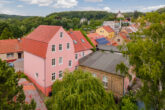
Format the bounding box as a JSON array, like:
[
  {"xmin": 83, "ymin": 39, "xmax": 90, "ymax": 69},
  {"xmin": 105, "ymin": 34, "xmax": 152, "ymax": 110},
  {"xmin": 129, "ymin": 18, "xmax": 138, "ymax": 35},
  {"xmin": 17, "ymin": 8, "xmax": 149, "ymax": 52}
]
[
  {"xmin": 26, "ymin": 25, "xmax": 61, "ymax": 43},
  {"xmin": 102, "ymin": 26, "xmax": 115, "ymax": 33},
  {"xmin": 68, "ymin": 31, "xmax": 93, "ymax": 52},
  {"xmin": 23, "ymin": 25, "xmax": 62, "ymax": 58},
  {"xmin": 119, "ymin": 32, "xmax": 130, "ymax": 42},
  {"xmin": 87, "ymin": 33, "xmax": 104, "ymax": 40},
  {"xmin": 0, "ymin": 39, "xmax": 23, "ymax": 54}
]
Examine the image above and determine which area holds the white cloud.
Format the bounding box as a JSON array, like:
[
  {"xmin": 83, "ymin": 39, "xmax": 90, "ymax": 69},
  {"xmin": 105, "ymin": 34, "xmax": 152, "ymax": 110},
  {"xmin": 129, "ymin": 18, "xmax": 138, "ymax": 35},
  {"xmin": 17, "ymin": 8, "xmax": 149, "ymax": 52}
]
[
  {"xmin": 141, "ymin": 5, "xmax": 165, "ymax": 12},
  {"xmin": 103, "ymin": 7, "xmax": 111, "ymax": 12},
  {"xmin": 20, "ymin": 0, "xmax": 78, "ymax": 8},
  {"xmin": 84, "ymin": 0, "xmax": 103, "ymax": 2},
  {"xmin": 53, "ymin": 0, "xmax": 78, "ymax": 8},
  {"xmin": 17, "ymin": 5, "xmax": 23, "ymax": 8},
  {"xmin": 20, "ymin": 0, "xmax": 53, "ymax": 6}
]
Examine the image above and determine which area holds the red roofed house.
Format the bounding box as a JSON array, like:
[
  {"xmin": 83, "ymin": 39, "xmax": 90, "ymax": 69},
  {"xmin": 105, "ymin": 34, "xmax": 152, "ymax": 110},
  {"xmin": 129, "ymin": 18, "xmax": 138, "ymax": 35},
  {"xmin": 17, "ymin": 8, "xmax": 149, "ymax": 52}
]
[
  {"xmin": 87, "ymin": 33, "xmax": 105, "ymax": 46},
  {"xmin": 23, "ymin": 25, "xmax": 92, "ymax": 96},
  {"xmin": 68, "ymin": 30, "xmax": 93, "ymax": 67},
  {"xmin": 0, "ymin": 39, "xmax": 23, "ymax": 62},
  {"xmin": 112, "ymin": 32, "xmax": 130, "ymax": 45},
  {"xmin": 96, "ymin": 26, "xmax": 115, "ymax": 39}
]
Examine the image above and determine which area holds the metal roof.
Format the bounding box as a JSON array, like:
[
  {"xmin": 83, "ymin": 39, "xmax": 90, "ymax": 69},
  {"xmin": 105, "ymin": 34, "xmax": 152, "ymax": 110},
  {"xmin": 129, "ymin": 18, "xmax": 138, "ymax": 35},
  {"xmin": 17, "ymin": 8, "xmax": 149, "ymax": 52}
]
[{"xmin": 79, "ymin": 51, "xmax": 128, "ymax": 76}]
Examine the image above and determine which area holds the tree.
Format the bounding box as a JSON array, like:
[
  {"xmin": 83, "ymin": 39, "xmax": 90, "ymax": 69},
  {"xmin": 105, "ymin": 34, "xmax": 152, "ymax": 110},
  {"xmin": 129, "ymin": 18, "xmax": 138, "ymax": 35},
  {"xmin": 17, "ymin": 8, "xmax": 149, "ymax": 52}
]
[
  {"xmin": 0, "ymin": 27, "xmax": 13, "ymax": 39},
  {"xmin": 117, "ymin": 12, "xmax": 165, "ymax": 110},
  {"xmin": 46, "ymin": 69, "xmax": 117, "ymax": 110},
  {"xmin": 120, "ymin": 92, "xmax": 138, "ymax": 110},
  {"xmin": 0, "ymin": 59, "xmax": 36, "ymax": 110}
]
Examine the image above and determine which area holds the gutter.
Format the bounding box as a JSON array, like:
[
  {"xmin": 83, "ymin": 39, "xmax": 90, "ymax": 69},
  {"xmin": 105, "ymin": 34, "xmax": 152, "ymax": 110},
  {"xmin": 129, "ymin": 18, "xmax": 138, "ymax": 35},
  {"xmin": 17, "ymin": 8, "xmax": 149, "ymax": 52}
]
[{"xmin": 44, "ymin": 59, "xmax": 46, "ymax": 95}]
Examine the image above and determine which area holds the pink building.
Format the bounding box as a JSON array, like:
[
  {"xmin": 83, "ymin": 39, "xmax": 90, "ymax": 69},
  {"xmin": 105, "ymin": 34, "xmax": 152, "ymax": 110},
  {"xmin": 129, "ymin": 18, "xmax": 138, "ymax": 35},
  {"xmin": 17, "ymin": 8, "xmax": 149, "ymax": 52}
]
[{"xmin": 23, "ymin": 25, "xmax": 92, "ymax": 96}]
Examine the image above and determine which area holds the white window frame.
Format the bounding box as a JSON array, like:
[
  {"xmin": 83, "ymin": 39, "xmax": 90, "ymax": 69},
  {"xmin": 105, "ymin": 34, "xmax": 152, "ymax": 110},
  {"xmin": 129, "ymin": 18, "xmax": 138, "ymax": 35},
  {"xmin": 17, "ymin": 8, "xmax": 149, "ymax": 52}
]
[
  {"xmin": 75, "ymin": 54, "xmax": 78, "ymax": 60},
  {"xmin": 59, "ymin": 44, "xmax": 63, "ymax": 51},
  {"xmin": 35, "ymin": 73, "xmax": 38, "ymax": 78},
  {"xmin": 52, "ymin": 58, "xmax": 56, "ymax": 66},
  {"xmin": 67, "ymin": 43, "xmax": 70, "ymax": 50},
  {"xmin": 59, "ymin": 71, "xmax": 63, "ymax": 79},
  {"xmin": 52, "ymin": 73, "xmax": 56, "ymax": 81},
  {"xmin": 7, "ymin": 53, "xmax": 14, "ymax": 58},
  {"xmin": 81, "ymin": 39, "xmax": 85, "ymax": 43},
  {"xmin": 92, "ymin": 73, "xmax": 96, "ymax": 77},
  {"xmin": 102, "ymin": 76, "xmax": 108, "ymax": 88},
  {"xmin": 73, "ymin": 40, "xmax": 77, "ymax": 44},
  {"xmin": 59, "ymin": 57, "xmax": 63, "ymax": 65},
  {"xmin": 60, "ymin": 32, "xmax": 63, "ymax": 38},
  {"xmin": 68, "ymin": 60, "xmax": 72, "ymax": 67},
  {"xmin": 82, "ymin": 52, "xmax": 85, "ymax": 57},
  {"xmin": 52, "ymin": 45, "xmax": 56, "ymax": 52}
]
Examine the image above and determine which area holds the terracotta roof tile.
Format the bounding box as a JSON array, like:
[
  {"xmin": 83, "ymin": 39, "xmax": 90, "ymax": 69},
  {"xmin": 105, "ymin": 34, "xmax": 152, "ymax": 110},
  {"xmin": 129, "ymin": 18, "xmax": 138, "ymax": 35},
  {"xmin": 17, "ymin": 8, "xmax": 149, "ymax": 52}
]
[
  {"xmin": 103, "ymin": 26, "xmax": 115, "ymax": 33},
  {"xmin": 23, "ymin": 25, "xmax": 62, "ymax": 58},
  {"xmin": 0, "ymin": 39, "xmax": 23, "ymax": 54},
  {"xmin": 68, "ymin": 31, "xmax": 93, "ymax": 52}
]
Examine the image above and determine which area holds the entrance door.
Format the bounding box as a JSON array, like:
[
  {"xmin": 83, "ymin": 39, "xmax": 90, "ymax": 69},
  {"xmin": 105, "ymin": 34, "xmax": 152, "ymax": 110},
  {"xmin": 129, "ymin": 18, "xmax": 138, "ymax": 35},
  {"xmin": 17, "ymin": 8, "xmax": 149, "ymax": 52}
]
[{"xmin": 18, "ymin": 53, "xmax": 22, "ymax": 59}]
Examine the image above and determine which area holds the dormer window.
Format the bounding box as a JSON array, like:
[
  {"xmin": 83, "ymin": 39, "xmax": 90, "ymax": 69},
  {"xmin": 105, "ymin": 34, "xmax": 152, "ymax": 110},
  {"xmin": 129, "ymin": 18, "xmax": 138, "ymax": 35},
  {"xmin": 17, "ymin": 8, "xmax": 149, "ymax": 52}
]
[
  {"xmin": 81, "ymin": 39, "xmax": 85, "ymax": 43},
  {"xmin": 60, "ymin": 32, "xmax": 63, "ymax": 38},
  {"xmin": 73, "ymin": 40, "xmax": 77, "ymax": 44}
]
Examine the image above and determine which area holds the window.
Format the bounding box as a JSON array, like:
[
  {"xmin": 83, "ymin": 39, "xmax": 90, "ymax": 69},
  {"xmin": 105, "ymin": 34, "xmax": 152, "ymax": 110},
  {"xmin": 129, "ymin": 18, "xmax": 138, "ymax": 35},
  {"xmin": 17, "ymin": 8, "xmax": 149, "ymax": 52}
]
[
  {"xmin": 7, "ymin": 53, "xmax": 14, "ymax": 58},
  {"xmin": 81, "ymin": 39, "xmax": 85, "ymax": 43},
  {"xmin": 82, "ymin": 52, "xmax": 85, "ymax": 57},
  {"xmin": 60, "ymin": 32, "xmax": 63, "ymax": 38},
  {"xmin": 52, "ymin": 45, "xmax": 56, "ymax": 52},
  {"xmin": 75, "ymin": 66, "xmax": 78, "ymax": 70},
  {"xmin": 75, "ymin": 54, "xmax": 78, "ymax": 60},
  {"xmin": 59, "ymin": 57, "xmax": 63, "ymax": 65},
  {"xmin": 102, "ymin": 76, "xmax": 108, "ymax": 88},
  {"xmin": 68, "ymin": 60, "xmax": 72, "ymax": 67},
  {"xmin": 59, "ymin": 44, "xmax": 62, "ymax": 51},
  {"xmin": 73, "ymin": 40, "xmax": 77, "ymax": 44},
  {"xmin": 59, "ymin": 71, "xmax": 63, "ymax": 78},
  {"xmin": 92, "ymin": 73, "xmax": 96, "ymax": 77},
  {"xmin": 117, "ymin": 39, "xmax": 120, "ymax": 42},
  {"xmin": 67, "ymin": 43, "xmax": 70, "ymax": 49},
  {"xmin": 52, "ymin": 73, "xmax": 56, "ymax": 81},
  {"xmin": 52, "ymin": 59, "xmax": 56, "ymax": 66},
  {"xmin": 35, "ymin": 73, "xmax": 38, "ymax": 78}
]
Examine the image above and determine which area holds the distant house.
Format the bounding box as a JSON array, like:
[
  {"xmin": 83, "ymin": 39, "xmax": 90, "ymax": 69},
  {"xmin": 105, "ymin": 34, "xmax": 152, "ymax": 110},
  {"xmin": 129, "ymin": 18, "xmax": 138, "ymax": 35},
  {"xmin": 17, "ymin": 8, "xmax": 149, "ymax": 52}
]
[
  {"xmin": 112, "ymin": 32, "xmax": 130, "ymax": 45},
  {"xmin": 23, "ymin": 25, "xmax": 92, "ymax": 96},
  {"xmin": 96, "ymin": 26, "xmax": 115, "ymax": 39},
  {"xmin": 116, "ymin": 11, "xmax": 124, "ymax": 18},
  {"xmin": 79, "ymin": 47, "xmax": 133, "ymax": 97},
  {"xmin": 87, "ymin": 33, "xmax": 105, "ymax": 46},
  {"xmin": 0, "ymin": 39, "xmax": 23, "ymax": 62},
  {"xmin": 103, "ymin": 21, "xmax": 121, "ymax": 33},
  {"xmin": 80, "ymin": 18, "xmax": 87, "ymax": 24}
]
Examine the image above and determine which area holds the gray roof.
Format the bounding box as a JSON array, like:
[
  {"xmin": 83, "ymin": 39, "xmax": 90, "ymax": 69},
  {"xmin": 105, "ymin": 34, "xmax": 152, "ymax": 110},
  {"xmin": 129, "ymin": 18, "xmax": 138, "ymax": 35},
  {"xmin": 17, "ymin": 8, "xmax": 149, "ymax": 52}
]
[
  {"xmin": 97, "ymin": 45, "xmax": 120, "ymax": 53},
  {"xmin": 79, "ymin": 51, "xmax": 129, "ymax": 76}
]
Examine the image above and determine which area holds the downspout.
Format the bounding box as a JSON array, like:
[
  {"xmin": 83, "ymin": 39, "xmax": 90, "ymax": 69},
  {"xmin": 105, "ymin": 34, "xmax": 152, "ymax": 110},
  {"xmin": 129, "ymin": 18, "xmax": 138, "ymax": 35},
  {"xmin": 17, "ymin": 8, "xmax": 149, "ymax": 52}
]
[
  {"xmin": 44, "ymin": 59, "xmax": 46, "ymax": 95},
  {"xmin": 123, "ymin": 77, "xmax": 125, "ymax": 96}
]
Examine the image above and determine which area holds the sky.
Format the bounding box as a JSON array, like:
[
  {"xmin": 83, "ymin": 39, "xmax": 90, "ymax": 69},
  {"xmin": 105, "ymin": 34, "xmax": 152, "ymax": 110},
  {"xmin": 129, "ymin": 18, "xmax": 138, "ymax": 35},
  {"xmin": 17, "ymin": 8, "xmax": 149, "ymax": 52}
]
[{"xmin": 0, "ymin": 0, "xmax": 164, "ymax": 16}]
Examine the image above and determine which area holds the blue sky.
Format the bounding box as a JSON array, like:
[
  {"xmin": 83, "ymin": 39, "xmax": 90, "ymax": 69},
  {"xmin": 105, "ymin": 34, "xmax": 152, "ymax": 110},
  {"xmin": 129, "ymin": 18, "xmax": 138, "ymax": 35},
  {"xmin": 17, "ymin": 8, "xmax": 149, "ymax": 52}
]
[{"xmin": 0, "ymin": 0, "xmax": 164, "ymax": 16}]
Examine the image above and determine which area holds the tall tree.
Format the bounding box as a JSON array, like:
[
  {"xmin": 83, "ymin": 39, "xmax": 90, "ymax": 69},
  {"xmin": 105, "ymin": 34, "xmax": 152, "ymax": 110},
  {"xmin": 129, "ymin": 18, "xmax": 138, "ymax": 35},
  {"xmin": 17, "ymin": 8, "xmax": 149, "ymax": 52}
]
[
  {"xmin": 46, "ymin": 69, "xmax": 117, "ymax": 110},
  {"xmin": 0, "ymin": 59, "xmax": 36, "ymax": 110},
  {"xmin": 117, "ymin": 12, "xmax": 165, "ymax": 110},
  {"xmin": 0, "ymin": 27, "xmax": 13, "ymax": 39}
]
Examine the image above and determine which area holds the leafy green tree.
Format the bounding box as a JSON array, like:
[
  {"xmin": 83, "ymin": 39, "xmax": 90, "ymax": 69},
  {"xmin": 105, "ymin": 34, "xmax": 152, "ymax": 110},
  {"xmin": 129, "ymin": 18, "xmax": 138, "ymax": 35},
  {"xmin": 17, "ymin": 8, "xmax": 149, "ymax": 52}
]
[
  {"xmin": 46, "ymin": 69, "xmax": 117, "ymax": 110},
  {"xmin": 117, "ymin": 12, "xmax": 165, "ymax": 110},
  {"xmin": 120, "ymin": 92, "xmax": 138, "ymax": 110},
  {"xmin": 0, "ymin": 59, "xmax": 36, "ymax": 110},
  {"xmin": 0, "ymin": 27, "xmax": 13, "ymax": 39}
]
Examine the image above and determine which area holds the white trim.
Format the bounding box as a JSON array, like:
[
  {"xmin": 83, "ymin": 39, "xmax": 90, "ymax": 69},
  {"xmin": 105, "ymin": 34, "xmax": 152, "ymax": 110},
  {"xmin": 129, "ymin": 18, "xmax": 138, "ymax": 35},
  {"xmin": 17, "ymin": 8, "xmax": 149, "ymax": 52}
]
[
  {"xmin": 59, "ymin": 57, "xmax": 63, "ymax": 65},
  {"xmin": 59, "ymin": 44, "xmax": 63, "ymax": 51}
]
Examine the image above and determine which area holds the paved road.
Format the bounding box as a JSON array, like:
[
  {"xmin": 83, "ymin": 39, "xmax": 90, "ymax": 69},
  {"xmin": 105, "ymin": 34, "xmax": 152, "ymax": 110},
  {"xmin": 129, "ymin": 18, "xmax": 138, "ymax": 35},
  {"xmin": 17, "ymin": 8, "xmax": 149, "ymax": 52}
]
[{"xmin": 18, "ymin": 78, "xmax": 47, "ymax": 110}]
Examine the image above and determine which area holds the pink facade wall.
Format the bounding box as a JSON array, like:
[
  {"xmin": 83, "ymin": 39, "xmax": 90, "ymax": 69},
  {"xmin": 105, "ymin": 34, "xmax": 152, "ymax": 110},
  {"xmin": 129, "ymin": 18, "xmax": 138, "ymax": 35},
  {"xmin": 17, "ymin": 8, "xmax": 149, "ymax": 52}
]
[
  {"xmin": 45, "ymin": 28, "xmax": 76, "ymax": 88},
  {"xmin": 24, "ymin": 51, "xmax": 45, "ymax": 88}
]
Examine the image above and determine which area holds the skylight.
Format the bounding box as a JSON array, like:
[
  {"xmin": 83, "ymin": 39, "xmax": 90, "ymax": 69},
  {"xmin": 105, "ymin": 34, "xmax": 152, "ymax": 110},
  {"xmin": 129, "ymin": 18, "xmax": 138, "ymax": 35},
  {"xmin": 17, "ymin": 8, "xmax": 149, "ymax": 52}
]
[
  {"xmin": 81, "ymin": 39, "xmax": 85, "ymax": 43},
  {"xmin": 73, "ymin": 40, "xmax": 77, "ymax": 44}
]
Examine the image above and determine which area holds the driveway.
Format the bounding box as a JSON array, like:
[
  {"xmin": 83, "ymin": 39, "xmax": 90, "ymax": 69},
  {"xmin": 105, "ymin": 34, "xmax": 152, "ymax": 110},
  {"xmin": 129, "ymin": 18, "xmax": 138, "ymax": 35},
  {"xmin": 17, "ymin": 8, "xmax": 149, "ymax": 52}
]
[{"xmin": 18, "ymin": 78, "xmax": 47, "ymax": 110}]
